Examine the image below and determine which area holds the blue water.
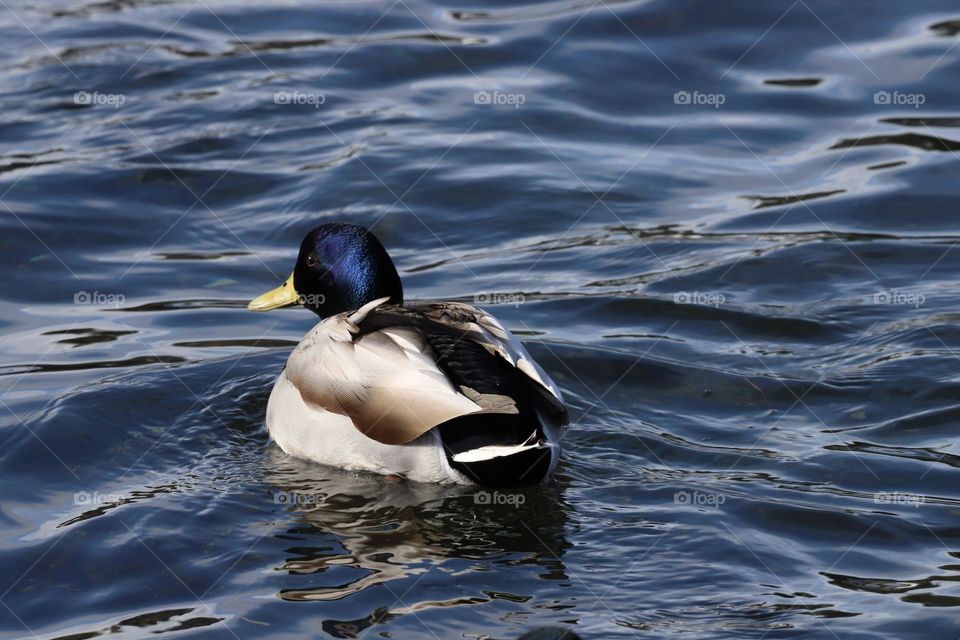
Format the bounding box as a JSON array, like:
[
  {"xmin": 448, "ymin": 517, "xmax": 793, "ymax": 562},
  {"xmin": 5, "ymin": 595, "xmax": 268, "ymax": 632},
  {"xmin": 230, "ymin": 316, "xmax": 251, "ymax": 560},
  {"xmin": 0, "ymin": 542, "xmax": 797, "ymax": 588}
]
[{"xmin": 3, "ymin": 1, "xmax": 960, "ymax": 638}]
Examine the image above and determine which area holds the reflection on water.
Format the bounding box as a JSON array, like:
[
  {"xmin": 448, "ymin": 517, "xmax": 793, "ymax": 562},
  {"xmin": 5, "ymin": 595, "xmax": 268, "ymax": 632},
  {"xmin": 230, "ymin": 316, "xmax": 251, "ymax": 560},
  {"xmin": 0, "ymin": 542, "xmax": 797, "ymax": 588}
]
[
  {"xmin": 263, "ymin": 450, "xmax": 571, "ymax": 635},
  {"xmin": 830, "ymin": 132, "xmax": 960, "ymax": 152},
  {"xmin": 48, "ymin": 608, "xmax": 224, "ymax": 640}
]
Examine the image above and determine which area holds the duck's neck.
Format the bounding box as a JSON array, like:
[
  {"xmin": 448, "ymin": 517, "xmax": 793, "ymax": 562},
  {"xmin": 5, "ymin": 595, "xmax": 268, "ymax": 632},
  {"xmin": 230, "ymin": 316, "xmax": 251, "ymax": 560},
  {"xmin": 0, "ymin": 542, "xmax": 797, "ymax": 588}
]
[
  {"xmin": 342, "ymin": 254, "xmax": 404, "ymax": 313},
  {"xmin": 306, "ymin": 247, "xmax": 403, "ymax": 318}
]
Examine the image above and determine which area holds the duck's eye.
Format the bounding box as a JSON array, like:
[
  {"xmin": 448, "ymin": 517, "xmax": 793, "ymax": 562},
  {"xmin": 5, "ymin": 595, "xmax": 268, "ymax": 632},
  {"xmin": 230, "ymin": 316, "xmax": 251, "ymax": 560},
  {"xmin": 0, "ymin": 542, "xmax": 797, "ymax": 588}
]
[{"xmin": 306, "ymin": 254, "xmax": 317, "ymax": 267}]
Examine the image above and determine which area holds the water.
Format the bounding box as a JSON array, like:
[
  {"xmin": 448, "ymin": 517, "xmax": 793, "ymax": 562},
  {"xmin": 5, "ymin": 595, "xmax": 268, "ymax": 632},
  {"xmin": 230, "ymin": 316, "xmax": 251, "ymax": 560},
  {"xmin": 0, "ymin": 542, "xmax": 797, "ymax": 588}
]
[{"xmin": 2, "ymin": 1, "xmax": 960, "ymax": 638}]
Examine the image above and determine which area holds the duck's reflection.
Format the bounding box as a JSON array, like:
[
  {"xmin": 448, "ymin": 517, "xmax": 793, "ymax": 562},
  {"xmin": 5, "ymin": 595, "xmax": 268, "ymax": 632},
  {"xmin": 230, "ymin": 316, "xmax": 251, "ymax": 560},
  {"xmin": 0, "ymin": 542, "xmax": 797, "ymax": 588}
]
[{"xmin": 263, "ymin": 448, "xmax": 571, "ymax": 637}]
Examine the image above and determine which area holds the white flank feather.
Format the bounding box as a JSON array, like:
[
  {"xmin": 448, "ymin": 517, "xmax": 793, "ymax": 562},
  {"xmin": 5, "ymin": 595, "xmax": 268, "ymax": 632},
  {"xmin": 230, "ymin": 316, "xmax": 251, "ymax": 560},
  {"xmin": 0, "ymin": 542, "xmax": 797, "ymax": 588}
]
[{"xmin": 452, "ymin": 440, "xmax": 546, "ymax": 463}]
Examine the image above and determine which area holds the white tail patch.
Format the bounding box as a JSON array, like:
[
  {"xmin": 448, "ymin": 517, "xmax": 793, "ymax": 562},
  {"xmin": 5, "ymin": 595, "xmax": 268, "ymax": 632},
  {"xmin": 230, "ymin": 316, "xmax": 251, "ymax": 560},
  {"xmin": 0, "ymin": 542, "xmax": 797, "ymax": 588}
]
[{"xmin": 451, "ymin": 433, "xmax": 547, "ymax": 463}]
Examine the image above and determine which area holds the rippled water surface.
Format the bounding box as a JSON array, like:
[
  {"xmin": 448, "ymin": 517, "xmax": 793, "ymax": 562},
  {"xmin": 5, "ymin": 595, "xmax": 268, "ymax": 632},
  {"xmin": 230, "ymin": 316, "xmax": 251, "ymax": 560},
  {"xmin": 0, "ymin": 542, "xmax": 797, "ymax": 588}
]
[{"xmin": 3, "ymin": 1, "xmax": 960, "ymax": 638}]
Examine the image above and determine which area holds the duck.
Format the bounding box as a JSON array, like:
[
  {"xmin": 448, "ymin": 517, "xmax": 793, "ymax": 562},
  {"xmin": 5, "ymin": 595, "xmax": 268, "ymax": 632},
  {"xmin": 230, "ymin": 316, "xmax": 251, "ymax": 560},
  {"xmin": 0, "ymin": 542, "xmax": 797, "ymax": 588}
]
[{"xmin": 248, "ymin": 222, "xmax": 568, "ymax": 487}]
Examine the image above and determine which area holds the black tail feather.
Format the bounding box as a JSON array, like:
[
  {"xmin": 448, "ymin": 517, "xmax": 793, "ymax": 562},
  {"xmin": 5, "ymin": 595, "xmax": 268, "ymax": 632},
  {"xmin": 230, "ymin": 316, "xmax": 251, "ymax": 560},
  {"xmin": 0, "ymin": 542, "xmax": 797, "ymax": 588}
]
[{"xmin": 438, "ymin": 412, "xmax": 552, "ymax": 487}]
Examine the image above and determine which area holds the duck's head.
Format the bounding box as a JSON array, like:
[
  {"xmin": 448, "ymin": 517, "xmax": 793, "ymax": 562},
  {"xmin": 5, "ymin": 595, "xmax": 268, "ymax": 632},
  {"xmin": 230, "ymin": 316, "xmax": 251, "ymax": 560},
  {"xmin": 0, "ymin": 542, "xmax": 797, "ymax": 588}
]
[{"xmin": 248, "ymin": 223, "xmax": 403, "ymax": 318}]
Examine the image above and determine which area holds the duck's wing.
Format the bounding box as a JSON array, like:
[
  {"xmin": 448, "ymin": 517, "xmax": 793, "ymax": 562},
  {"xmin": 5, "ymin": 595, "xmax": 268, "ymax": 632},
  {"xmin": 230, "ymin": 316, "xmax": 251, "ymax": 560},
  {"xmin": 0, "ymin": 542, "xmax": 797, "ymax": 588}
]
[
  {"xmin": 283, "ymin": 297, "xmax": 485, "ymax": 445},
  {"xmin": 414, "ymin": 301, "xmax": 566, "ymax": 415},
  {"xmin": 357, "ymin": 301, "xmax": 568, "ymax": 423},
  {"xmin": 283, "ymin": 298, "xmax": 566, "ymax": 447}
]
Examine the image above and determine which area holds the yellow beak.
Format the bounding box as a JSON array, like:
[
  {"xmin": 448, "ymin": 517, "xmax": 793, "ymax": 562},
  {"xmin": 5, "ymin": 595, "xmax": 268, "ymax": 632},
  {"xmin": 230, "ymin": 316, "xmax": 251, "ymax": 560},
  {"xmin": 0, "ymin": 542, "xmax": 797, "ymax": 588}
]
[{"xmin": 248, "ymin": 272, "xmax": 300, "ymax": 311}]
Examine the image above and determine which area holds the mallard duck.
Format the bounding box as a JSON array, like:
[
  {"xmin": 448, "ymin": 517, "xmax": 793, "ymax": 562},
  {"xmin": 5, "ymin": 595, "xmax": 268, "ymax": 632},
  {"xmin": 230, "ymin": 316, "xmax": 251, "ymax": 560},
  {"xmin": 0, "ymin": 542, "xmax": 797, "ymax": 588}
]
[{"xmin": 248, "ymin": 223, "xmax": 568, "ymax": 486}]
